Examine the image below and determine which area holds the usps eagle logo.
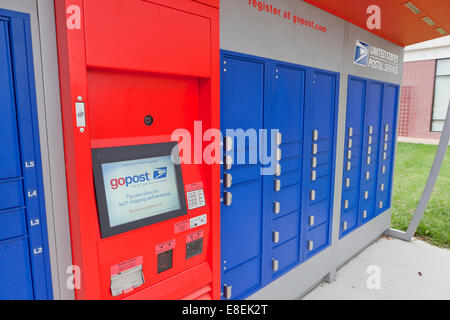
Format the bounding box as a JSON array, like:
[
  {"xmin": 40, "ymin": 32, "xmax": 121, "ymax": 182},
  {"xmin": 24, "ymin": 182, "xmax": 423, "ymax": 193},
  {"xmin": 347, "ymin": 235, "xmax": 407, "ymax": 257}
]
[
  {"xmin": 354, "ymin": 40, "xmax": 370, "ymax": 66},
  {"xmin": 153, "ymin": 167, "xmax": 167, "ymax": 180}
]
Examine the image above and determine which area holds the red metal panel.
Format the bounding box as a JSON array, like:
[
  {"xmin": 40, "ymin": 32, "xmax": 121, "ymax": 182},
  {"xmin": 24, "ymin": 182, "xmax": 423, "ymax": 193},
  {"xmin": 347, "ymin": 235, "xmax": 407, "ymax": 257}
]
[
  {"xmin": 55, "ymin": 0, "xmax": 220, "ymax": 300},
  {"xmin": 84, "ymin": 0, "xmax": 211, "ymax": 77},
  {"xmin": 192, "ymin": 0, "xmax": 219, "ymax": 8}
]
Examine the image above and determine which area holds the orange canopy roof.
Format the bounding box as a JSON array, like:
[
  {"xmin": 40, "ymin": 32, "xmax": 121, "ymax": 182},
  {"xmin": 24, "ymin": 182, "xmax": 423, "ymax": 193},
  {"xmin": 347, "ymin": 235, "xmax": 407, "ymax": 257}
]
[{"xmin": 303, "ymin": 0, "xmax": 450, "ymax": 46}]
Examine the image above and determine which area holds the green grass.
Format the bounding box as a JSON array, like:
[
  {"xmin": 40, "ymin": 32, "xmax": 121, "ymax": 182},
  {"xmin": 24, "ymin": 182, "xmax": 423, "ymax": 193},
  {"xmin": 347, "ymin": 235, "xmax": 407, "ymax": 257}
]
[{"xmin": 392, "ymin": 142, "xmax": 450, "ymax": 248}]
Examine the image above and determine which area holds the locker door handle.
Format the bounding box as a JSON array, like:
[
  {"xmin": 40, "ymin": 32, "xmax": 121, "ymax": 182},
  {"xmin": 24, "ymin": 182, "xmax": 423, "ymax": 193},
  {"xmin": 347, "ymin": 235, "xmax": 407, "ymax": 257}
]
[
  {"xmin": 343, "ymin": 221, "xmax": 348, "ymax": 231},
  {"xmin": 347, "ymin": 162, "xmax": 351, "ymax": 171},
  {"xmin": 274, "ymin": 179, "xmax": 281, "ymax": 192},
  {"xmin": 369, "ymin": 125, "xmax": 374, "ymax": 134},
  {"xmin": 275, "ymin": 164, "xmax": 281, "ymax": 177},
  {"xmin": 224, "ymin": 136, "xmax": 233, "ymax": 152},
  {"xmin": 310, "ymin": 190, "xmax": 316, "ymax": 201},
  {"xmin": 344, "ymin": 200, "xmax": 349, "ymax": 209},
  {"xmin": 224, "ymin": 285, "xmax": 232, "ymax": 299},
  {"xmin": 224, "ymin": 155, "xmax": 233, "ymax": 170},
  {"xmin": 309, "ymin": 215, "xmax": 315, "ymax": 226},
  {"xmin": 348, "ymin": 139, "xmax": 353, "ymax": 149},
  {"xmin": 382, "ymin": 166, "xmax": 386, "ymax": 174},
  {"xmin": 276, "ymin": 148, "xmax": 282, "ymax": 161},
  {"xmin": 367, "ymin": 156, "xmax": 371, "ymax": 165},
  {"xmin": 308, "ymin": 241, "xmax": 314, "ymax": 251},
  {"xmin": 273, "ymin": 231, "xmax": 280, "ymax": 244},
  {"xmin": 348, "ymin": 127, "xmax": 353, "ymax": 137},
  {"xmin": 366, "ymin": 171, "xmax": 370, "ymax": 180},
  {"xmin": 273, "ymin": 201, "xmax": 280, "ymax": 214},
  {"xmin": 385, "ymin": 134, "xmax": 389, "ymax": 142},
  {"xmin": 272, "ymin": 259, "xmax": 279, "ymax": 272},
  {"xmin": 312, "ymin": 144, "xmax": 318, "ymax": 155},
  {"xmin": 224, "ymin": 191, "xmax": 232, "ymax": 206},
  {"xmin": 311, "ymin": 170, "xmax": 317, "ymax": 181},
  {"xmin": 312, "ymin": 157, "xmax": 317, "ymax": 168},
  {"xmin": 224, "ymin": 173, "xmax": 232, "ymax": 188},
  {"xmin": 368, "ymin": 136, "xmax": 373, "ymax": 145},
  {"xmin": 379, "ymin": 201, "xmax": 383, "ymax": 209},
  {"xmin": 33, "ymin": 247, "xmax": 43, "ymax": 255},
  {"xmin": 363, "ymin": 210, "xmax": 368, "ymax": 219},
  {"xmin": 364, "ymin": 191, "xmax": 369, "ymax": 199},
  {"xmin": 385, "ymin": 124, "xmax": 389, "ymax": 132},
  {"xmin": 345, "ymin": 178, "xmax": 350, "ymax": 188},
  {"xmin": 347, "ymin": 150, "xmax": 352, "ymax": 160},
  {"xmin": 312, "ymin": 130, "xmax": 319, "ymax": 141},
  {"xmin": 276, "ymin": 132, "xmax": 282, "ymax": 146},
  {"xmin": 368, "ymin": 146, "xmax": 372, "ymax": 155},
  {"xmin": 381, "ymin": 184, "xmax": 385, "ymax": 191}
]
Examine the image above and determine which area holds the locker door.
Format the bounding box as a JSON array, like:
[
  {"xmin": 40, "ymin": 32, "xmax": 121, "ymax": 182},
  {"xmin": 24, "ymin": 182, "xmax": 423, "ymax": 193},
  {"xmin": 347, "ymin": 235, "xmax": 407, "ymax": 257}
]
[
  {"xmin": 340, "ymin": 77, "xmax": 365, "ymax": 237},
  {"xmin": 357, "ymin": 81, "xmax": 383, "ymax": 226},
  {"xmin": 302, "ymin": 69, "xmax": 338, "ymax": 260},
  {"xmin": 220, "ymin": 54, "xmax": 264, "ymax": 299},
  {"xmin": 263, "ymin": 64, "xmax": 305, "ymax": 283},
  {"xmin": 0, "ymin": 12, "xmax": 52, "ymax": 300},
  {"xmin": 376, "ymin": 84, "xmax": 399, "ymax": 215}
]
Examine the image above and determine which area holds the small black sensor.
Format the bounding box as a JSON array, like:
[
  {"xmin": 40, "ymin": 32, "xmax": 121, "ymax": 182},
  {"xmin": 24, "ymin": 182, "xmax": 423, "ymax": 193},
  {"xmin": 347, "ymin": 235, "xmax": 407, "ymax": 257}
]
[{"xmin": 144, "ymin": 115, "xmax": 154, "ymax": 126}]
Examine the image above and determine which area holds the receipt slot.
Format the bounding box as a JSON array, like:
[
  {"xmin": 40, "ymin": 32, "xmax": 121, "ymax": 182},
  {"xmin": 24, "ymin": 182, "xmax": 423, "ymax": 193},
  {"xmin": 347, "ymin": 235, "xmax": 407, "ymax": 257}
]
[{"xmin": 55, "ymin": 0, "xmax": 220, "ymax": 299}]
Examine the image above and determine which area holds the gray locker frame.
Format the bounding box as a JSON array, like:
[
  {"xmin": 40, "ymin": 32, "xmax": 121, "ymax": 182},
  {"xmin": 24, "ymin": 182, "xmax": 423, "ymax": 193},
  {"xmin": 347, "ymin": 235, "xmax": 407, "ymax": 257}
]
[{"xmin": 0, "ymin": 0, "xmax": 74, "ymax": 300}]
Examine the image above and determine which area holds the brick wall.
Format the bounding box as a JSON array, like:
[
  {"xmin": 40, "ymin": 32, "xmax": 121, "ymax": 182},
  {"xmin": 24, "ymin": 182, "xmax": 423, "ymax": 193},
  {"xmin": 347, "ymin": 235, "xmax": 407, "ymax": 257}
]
[{"xmin": 400, "ymin": 60, "xmax": 442, "ymax": 140}]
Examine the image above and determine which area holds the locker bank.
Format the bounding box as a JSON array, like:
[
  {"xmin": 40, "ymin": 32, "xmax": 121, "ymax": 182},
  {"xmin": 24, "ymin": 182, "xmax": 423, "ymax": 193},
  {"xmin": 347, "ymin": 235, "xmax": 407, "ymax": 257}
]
[{"xmin": 0, "ymin": 0, "xmax": 444, "ymax": 300}]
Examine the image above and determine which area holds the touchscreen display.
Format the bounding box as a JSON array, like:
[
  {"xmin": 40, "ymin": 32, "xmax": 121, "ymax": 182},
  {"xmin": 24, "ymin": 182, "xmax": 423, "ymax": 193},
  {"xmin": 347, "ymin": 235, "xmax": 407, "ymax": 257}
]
[{"xmin": 101, "ymin": 155, "xmax": 181, "ymax": 228}]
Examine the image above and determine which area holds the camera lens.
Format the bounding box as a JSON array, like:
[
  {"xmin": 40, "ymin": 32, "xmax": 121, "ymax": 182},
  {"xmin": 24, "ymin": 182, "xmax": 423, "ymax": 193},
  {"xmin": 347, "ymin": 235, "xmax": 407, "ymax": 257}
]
[{"xmin": 144, "ymin": 115, "xmax": 154, "ymax": 126}]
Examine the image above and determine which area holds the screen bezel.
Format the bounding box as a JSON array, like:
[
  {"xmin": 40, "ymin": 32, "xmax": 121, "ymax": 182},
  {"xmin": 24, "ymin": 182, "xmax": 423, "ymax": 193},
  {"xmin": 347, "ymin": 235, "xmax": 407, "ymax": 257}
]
[{"xmin": 92, "ymin": 142, "xmax": 187, "ymax": 238}]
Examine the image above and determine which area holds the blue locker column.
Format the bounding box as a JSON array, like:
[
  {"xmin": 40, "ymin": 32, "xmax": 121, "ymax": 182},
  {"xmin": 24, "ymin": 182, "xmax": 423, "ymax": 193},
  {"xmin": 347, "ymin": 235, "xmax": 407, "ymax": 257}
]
[
  {"xmin": 340, "ymin": 77, "xmax": 366, "ymax": 238},
  {"xmin": 220, "ymin": 54, "xmax": 265, "ymax": 300},
  {"xmin": 0, "ymin": 12, "xmax": 52, "ymax": 300},
  {"xmin": 357, "ymin": 81, "xmax": 384, "ymax": 226},
  {"xmin": 262, "ymin": 63, "xmax": 305, "ymax": 284},
  {"xmin": 0, "ymin": 18, "xmax": 34, "ymax": 300},
  {"xmin": 301, "ymin": 69, "xmax": 339, "ymax": 261},
  {"xmin": 375, "ymin": 84, "xmax": 399, "ymax": 215}
]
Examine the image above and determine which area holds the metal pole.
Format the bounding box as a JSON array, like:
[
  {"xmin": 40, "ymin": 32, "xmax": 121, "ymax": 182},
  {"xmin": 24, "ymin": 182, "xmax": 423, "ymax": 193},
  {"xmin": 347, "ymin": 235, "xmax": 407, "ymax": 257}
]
[{"xmin": 386, "ymin": 98, "xmax": 450, "ymax": 241}]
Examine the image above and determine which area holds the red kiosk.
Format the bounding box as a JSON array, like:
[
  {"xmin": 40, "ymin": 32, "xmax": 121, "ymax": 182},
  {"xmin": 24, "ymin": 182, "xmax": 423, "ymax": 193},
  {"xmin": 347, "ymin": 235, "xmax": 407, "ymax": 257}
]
[{"xmin": 55, "ymin": 0, "xmax": 220, "ymax": 300}]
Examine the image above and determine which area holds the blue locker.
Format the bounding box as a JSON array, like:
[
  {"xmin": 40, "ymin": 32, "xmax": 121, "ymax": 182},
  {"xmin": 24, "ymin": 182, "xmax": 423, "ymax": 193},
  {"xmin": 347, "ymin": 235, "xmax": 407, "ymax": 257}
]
[
  {"xmin": 263, "ymin": 63, "xmax": 305, "ymax": 283},
  {"xmin": 221, "ymin": 53, "xmax": 265, "ymax": 300},
  {"xmin": 0, "ymin": 9, "xmax": 53, "ymax": 299},
  {"xmin": 376, "ymin": 84, "xmax": 399, "ymax": 215},
  {"xmin": 340, "ymin": 76, "xmax": 400, "ymax": 238},
  {"xmin": 220, "ymin": 51, "xmax": 339, "ymax": 299},
  {"xmin": 301, "ymin": 69, "xmax": 339, "ymax": 260},
  {"xmin": 360, "ymin": 80, "xmax": 383, "ymax": 230},
  {"xmin": 341, "ymin": 76, "xmax": 362, "ymax": 237}
]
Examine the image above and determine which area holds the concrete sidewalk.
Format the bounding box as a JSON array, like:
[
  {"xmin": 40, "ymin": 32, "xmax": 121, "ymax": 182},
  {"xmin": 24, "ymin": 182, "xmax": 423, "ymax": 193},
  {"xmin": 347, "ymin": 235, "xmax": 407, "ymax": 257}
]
[{"xmin": 303, "ymin": 236, "xmax": 450, "ymax": 300}]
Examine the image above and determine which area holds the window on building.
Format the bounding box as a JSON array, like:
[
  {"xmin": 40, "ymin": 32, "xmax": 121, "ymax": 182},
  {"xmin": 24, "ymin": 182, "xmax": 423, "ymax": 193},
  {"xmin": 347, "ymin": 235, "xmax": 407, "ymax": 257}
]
[{"xmin": 432, "ymin": 58, "xmax": 450, "ymax": 132}]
